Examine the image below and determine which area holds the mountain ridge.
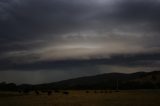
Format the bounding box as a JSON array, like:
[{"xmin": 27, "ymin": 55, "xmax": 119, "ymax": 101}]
[
  {"xmin": 0, "ymin": 71, "xmax": 160, "ymax": 91},
  {"xmin": 35, "ymin": 71, "xmax": 160, "ymax": 90}
]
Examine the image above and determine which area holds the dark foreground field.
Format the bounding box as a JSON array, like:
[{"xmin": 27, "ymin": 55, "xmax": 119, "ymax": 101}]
[{"xmin": 0, "ymin": 90, "xmax": 160, "ymax": 106}]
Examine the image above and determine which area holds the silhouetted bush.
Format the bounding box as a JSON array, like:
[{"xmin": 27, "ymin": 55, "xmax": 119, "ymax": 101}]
[
  {"xmin": 63, "ymin": 91, "xmax": 69, "ymax": 95},
  {"xmin": 86, "ymin": 91, "xmax": 89, "ymax": 93},
  {"xmin": 48, "ymin": 91, "xmax": 52, "ymax": 96},
  {"xmin": 35, "ymin": 90, "xmax": 40, "ymax": 95}
]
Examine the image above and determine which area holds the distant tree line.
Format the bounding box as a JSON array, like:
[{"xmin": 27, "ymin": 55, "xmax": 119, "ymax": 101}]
[{"xmin": 0, "ymin": 81, "xmax": 160, "ymax": 92}]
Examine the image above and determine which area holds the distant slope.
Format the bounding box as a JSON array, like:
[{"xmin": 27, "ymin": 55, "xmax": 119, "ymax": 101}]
[
  {"xmin": 133, "ymin": 71, "xmax": 160, "ymax": 82},
  {"xmin": 1, "ymin": 71, "xmax": 160, "ymax": 91},
  {"xmin": 36, "ymin": 71, "xmax": 160, "ymax": 90},
  {"xmin": 126, "ymin": 71, "xmax": 160, "ymax": 89}
]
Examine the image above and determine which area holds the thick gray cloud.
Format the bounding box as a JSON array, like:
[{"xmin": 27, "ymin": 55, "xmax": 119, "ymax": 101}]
[{"xmin": 0, "ymin": 0, "xmax": 160, "ymax": 83}]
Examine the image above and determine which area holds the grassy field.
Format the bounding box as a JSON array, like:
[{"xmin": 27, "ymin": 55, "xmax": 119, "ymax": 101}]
[{"xmin": 0, "ymin": 90, "xmax": 160, "ymax": 106}]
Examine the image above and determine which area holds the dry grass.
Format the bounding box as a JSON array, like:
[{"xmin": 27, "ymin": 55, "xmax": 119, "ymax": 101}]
[{"xmin": 0, "ymin": 90, "xmax": 160, "ymax": 106}]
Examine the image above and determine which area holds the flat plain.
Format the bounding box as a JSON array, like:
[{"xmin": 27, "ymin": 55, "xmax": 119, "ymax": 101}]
[{"xmin": 0, "ymin": 90, "xmax": 160, "ymax": 106}]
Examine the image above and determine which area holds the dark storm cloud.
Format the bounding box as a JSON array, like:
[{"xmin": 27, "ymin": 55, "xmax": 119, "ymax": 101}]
[
  {"xmin": 1, "ymin": 0, "xmax": 160, "ymax": 40},
  {"xmin": 0, "ymin": 53, "xmax": 160, "ymax": 71},
  {"xmin": 97, "ymin": 0, "xmax": 160, "ymax": 51},
  {"xmin": 0, "ymin": 0, "xmax": 160, "ymax": 72},
  {"xmin": 0, "ymin": 0, "xmax": 91, "ymax": 59},
  {"xmin": 0, "ymin": 0, "xmax": 87, "ymax": 42},
  {"xmin": 117, "ymin": 0, "xmax": 160, "ymax": 22},
  {"xmin": 115, "ymin": 0, "xmax": 160, "ymax": 49}
]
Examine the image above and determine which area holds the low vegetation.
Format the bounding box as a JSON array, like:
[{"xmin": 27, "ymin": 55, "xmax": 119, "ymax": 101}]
[{"xmin": 0, "ymin": 90, "xmax": 160, "ymax": 106}]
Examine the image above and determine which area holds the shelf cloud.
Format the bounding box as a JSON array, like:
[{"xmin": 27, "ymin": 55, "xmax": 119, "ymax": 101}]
[{"xmin": 0, "ymin": 0, "xmax": 160, "ymax": 84}]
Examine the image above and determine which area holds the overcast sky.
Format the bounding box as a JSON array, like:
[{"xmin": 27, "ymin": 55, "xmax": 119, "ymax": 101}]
[{"xmin": 0, "ymin": 0, "xmax": 160, "ymax": 84}]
